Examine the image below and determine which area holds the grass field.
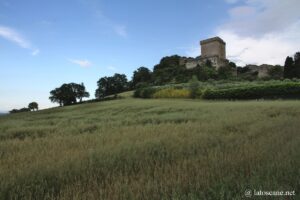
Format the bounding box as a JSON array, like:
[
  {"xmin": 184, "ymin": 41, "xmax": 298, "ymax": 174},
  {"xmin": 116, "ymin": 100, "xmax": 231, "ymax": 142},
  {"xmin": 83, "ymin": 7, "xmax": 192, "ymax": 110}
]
[{"xmin": 0, "ymin": 99, "xmax": 299, "ymax": 199}]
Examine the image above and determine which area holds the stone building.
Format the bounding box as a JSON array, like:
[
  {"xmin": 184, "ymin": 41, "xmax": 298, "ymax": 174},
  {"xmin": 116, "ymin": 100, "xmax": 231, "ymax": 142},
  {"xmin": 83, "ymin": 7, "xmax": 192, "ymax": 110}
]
[{"xmin": 180, "ymin": 37, "xmax": 229, "ymax": 69}]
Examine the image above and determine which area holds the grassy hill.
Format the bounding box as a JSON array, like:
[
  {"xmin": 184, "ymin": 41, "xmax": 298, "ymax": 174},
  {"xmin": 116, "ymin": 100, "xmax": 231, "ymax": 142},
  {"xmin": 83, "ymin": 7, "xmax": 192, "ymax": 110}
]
[{"xmin": 0, "ymin": 99, "xmax": 299, "ymax": 199}]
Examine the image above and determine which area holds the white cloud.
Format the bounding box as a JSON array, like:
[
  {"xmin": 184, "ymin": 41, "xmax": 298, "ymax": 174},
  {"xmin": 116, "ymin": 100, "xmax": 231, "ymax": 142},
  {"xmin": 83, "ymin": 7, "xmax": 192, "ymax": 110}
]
[
  {"xmin": 216, "ymin": 0, "xmax": 300, "ymax": 66},
  {"xmin": 0, "ymin": 26, "xmax": 30, "ymax": 48},
  {"xmin": 69, "ymin": 59, "xmax": 92, "ymax": 68},
  {"xmin": 0, "ymin": 25, "xmax": 39, "ymax": 55},
  {"xmin": 113, "ymin": 25, "xmax": 127, "ymax": 38}
]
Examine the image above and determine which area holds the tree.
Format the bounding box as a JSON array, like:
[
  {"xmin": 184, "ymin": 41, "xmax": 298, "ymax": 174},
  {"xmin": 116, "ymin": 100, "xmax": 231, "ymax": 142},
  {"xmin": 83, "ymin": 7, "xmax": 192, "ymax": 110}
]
[
  {"xmin": 228, "ymin": 61, "xmax": 237, "ymax": 68},
  {"xmin": 73, "ymin": 83, "xmax": 90, "ymax": 102},
  {"xmin": 268, "ymin": 65, "xmax": 283, "ymax": 80},
  {"xmin": 218, "ymin": 65, "xmax": 233, "ymax": 80},
  {"xmin": 49, "ymin": 83, "xmax": 90, "ymax": 106},
  {"xmin": 132, "ymin": 67, "xmax": 152, "ymax": 88},
  {"xmin": 95, "ymin": 74, "xmax": 128, "ymax": 99},
  {"xmin": 294, "ymin": 52, "xmax": 300, "ymax": 78},
  {"xmin": 284, "ymin": 56, "xmax": 294, "ymax": 78},
  {"xmin": 189, "ymin": 75, "xmax": 199, "ymax": 98},
  {"xmin": 9, "ymin": 108, "xmax": 30, "ymax": 114},
  {"xmin": 152, "ymin": 55, "xmax": 188, "ymax": 85},
  {"xmin": 28, "ymin": 102, "xmax": 38, "ymax": 111}
]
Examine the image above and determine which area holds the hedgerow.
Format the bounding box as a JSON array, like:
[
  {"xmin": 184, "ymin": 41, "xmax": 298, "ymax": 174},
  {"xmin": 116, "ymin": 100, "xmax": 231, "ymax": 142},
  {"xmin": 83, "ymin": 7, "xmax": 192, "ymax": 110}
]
[{"xmin": 202, "ymin": 82, "xmax": 300, "ymax": 100}]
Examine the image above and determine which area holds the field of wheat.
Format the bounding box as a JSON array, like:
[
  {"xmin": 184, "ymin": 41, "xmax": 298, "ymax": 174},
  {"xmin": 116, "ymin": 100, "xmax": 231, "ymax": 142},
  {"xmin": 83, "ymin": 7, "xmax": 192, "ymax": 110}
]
[{"xmin": 0, "ymin": 99, "xmax": 299, "ymax": 199}]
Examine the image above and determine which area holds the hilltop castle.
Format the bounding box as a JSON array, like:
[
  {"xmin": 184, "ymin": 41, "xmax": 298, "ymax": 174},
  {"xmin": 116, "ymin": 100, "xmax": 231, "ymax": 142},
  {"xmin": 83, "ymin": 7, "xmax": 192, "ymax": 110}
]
[{"xmin": 180, "ymin": 37, "xmax": 229, "ymax": 69}]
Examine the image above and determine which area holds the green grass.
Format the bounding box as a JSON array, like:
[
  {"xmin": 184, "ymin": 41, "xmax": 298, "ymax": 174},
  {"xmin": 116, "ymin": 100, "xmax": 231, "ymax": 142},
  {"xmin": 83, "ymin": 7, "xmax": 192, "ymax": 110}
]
[{"xmin": 0, "ymin": 99, "xmax": 299, "ymax": 199}]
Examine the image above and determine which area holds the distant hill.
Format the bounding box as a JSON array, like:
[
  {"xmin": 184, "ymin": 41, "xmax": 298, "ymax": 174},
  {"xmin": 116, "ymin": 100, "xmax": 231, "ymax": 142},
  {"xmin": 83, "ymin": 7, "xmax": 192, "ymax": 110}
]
[{"xmin": 0, "ymin": 112, "xmax": 7, "ymax": 116}]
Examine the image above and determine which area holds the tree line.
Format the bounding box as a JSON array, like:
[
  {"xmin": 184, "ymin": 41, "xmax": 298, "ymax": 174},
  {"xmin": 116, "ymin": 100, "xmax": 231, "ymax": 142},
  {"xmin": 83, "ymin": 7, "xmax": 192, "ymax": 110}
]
[
  {"xmin": 48, "ymin": 52, "xmax": 300, "ymax": 107},
  {"xmin": 9, "ymin": 102, "xmax": 38, "ymax": 114},
  {"xmin": 284, "ymin": 52, "xmax": 300, "ymax": 79},
  {"xmin": 10, "ymin": 51, "xmax": 300, "ymax": 111}
]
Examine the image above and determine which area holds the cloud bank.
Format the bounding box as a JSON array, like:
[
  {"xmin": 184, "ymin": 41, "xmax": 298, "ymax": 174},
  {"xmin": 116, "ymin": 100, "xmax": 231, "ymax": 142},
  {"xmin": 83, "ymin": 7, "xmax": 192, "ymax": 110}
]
[{"xmin": 217, "ymin": 0, "xmax": 300, "ymax": 66}]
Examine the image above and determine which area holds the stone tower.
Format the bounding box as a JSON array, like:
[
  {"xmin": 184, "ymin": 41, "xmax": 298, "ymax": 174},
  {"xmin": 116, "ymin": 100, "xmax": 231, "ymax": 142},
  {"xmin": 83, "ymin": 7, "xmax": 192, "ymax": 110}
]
[
  {"xmin": 180, "ymin": 36, "xmax": 229, "ymax": 69},
  {"xmin": 200, "ymin": 37, "xmax": 226, "ymax": 60}
]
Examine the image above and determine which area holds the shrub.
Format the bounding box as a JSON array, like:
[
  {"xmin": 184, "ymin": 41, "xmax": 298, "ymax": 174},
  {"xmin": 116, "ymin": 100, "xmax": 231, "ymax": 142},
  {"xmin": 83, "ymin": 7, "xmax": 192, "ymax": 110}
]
[
  {"xmin": 202, "ymin": 82, "xmax": 300, "ymax": 100},
  {"xmin": 153, "ymin": 88, "xmax": 190, "ymax": 99},
  {"xmin": 189, "ymin": 76, "xmax": 200, "ymax": 98},
  {"xmin": 134, "ymin": 87, "xmax": 158, "ymax": 98}
]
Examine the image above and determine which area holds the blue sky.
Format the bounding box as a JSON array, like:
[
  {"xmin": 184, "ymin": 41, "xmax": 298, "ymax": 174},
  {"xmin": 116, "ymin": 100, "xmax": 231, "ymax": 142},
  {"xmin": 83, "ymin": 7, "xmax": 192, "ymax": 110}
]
[{"xmin": 1, "ymin": 0, "xmax": 299, "ymax": 112}]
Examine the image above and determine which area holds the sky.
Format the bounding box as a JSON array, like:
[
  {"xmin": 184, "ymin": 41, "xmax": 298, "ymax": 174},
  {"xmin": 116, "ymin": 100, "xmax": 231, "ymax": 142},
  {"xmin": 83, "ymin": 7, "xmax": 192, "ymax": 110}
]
[{"xmin": 0, "ymin": 0, "xmax": 299, "ymax": 112}]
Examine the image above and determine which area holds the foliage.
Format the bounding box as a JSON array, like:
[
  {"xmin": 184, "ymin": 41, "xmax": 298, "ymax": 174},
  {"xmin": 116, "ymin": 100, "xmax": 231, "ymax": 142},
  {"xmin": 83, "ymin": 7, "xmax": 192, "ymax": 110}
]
[
  {"xmin": 152, "ymin": 55, "xmax": 188, "ymax": 85},
  {"xmin": 191, "ymin": 65, "xmax": 218, "ymax": 81},
  {"xmin": 284, "ymin": 56, "xmax": 295, "ymax": 79},
  {"xmin": 49, "ymin": 83, "xmax": 90, "ymax": 106},
  {"xmin": 189, "ymin": 76, "xmax": 200, "ymax": 98},
  {"xmin": 284, "ymin": 52, "xmax": 300, "ymax": 79},
  {"xmin": 28, "ymin": 102, "xmax": 39, "ymax": 111},
  {"xmin": 202, "ymin": 82, "xmax": 300, "ymax": 100},
  {"xmin": 152, "ymin": 88, "xmax": 190, "ymax": 98},
  {"xmin": 217, "ymin": 65, "xmax": 234, "ymax": 80},
  {"xmin": 132, "ymin": 67, "xmax": 152, "ymax": 88},
  {"xmin": 9, "ymin": 108, "xmax": 30, "ymax": 114},
  {"xmin": 0, "ymin": 99, "xmax": 299, "ymax": 199},
  {"xmin": 134, "ymin": 87, "xmax": 158, "ymax": 98},
  {"xmin": 295, "ymin": 52, "xmax": 300, "ymax": 78},
  {"xmin": 268, "ymin": 65, "xmax": 283, "ymax": 80},
  {"xmin": 95, "ymin": 73, "xmax": 128, "ymax": 99}
]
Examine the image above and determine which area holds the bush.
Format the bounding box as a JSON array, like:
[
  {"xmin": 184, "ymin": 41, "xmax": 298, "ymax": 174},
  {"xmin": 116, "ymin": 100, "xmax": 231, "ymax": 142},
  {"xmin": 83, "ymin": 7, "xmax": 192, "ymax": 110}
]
[
  {"xmin": 153, "ymin": 88, "xmax": 190, "ymax": 98},
  {"xmin": 189, "ymin": 76, "xmax": 200, "ymax": 98},
  {"xmin": 134, "ymin": 87, "xmax": 158, "ymax": 98},
  {"xmin": 202, "ymin": 82, "xmax": 300, "ymax": 100}
]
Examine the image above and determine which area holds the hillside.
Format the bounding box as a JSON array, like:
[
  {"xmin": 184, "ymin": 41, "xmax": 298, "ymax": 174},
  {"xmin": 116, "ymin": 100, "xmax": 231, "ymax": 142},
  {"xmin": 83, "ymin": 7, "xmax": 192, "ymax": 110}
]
[{"xmin": 0, "ymin": 99, "xmax": 299, "ymax": 199}]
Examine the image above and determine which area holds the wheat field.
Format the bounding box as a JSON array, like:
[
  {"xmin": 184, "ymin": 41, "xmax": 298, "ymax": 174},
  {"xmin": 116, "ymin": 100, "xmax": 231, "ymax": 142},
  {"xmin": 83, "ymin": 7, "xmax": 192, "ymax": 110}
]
[{"xmin": 0, "ymin": 99, "xmax": 299, "ymax": 199}]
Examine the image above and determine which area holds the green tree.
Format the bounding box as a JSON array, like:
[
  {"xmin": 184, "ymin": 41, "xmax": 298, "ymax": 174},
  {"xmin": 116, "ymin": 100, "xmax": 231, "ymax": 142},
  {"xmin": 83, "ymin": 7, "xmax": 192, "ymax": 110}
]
[
  {"xmin": 74, "ymin": 83, "xmax": 90, "ymax": 102},
  {"xmin": 228, "ymin": 61, "xmax": 237, "ymax": 68},
  {"xmin": 192, "ymin": 65, "xmax": 217, "ymax": 81},
  {"xmin": 218, "ymin": 65, "xmax": 233, "ymax": 80},
  {"xmin": 28, "ymin": 102, "xmax": 38, "ymax": 111},
  {"xmin": 189, "ymin": 75, "xmax": 200, "ymax": 98},
  {"xmin": 49, "ymin": 83, "xmax": 90, "ymax": 106},
  {"xmin": 95, "ymin": 74, "xmax": 128, "ymax": 99},
  {"xmin": 268, "ymin": 65, "xmax": 283, "ymax": 80},
  {"xmin": 132, "ymin": 67, "xmax": 152, "ymax": 88},
  {"xmin": 152, "ymin": 55, "xmax": 186, "ymax": 85},
  {"xmin": 284, "ymin": 56, "xmax": 295, "ymax": 78},
  {"xmin": 294, "ymin": 52, "xmax": 300, "ymax": 78}
]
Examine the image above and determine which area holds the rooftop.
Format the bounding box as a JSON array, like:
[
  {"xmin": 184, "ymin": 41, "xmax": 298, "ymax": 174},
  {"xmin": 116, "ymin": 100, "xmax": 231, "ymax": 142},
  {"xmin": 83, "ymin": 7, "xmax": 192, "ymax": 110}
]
[{"xmin": 200, "ymin": 37, "xmax": 226, "ymax": 45}]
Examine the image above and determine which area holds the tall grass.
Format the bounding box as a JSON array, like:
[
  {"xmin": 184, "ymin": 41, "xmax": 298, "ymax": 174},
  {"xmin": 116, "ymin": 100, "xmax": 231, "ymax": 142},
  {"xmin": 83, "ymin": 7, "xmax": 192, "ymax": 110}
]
[{"xmin": 0, "ymin": 99, "xmax": 299, "ymax": 199}]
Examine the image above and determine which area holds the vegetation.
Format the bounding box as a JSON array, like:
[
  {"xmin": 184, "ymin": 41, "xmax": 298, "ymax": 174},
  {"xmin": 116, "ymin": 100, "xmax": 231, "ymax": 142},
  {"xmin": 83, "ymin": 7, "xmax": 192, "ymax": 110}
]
[
  {"xmin": 202, "ymin": 82, "xmax": 300, "ymax": 100},
  {"xmin": 284, "ymin": 52, "xmax": 300, "ymax": 79},
  {"xmin": 0, "ymin": 99, "xmax": 299, "ymax": 199},
  {"xmin": 133, "ymin": 79, "xmax": 300, "ymax": 100},
  {"xmin": 132, "ymin": 67, "xmax": 152, "ymax": 88},
  {"xmin": 153, "ymin": 88, "xmax": 190, "ymax": 98},
  {"xmin": 9, "ymin": 102, "xmax": 39, "ymax": 114},
  {"xmin": 28, "ymin": 102, "xmax": 38, "ymax": 111},
  {"xmin": 49, "ymin": 83, "xmax": 90, "ymax": 106},
  {"xmin": 9, "ymin": 107, "xmax": 30, "ymax": 114},
  {"xmin": 95, "ymin": 73, "xmax": 128, "ymax": 99}
]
